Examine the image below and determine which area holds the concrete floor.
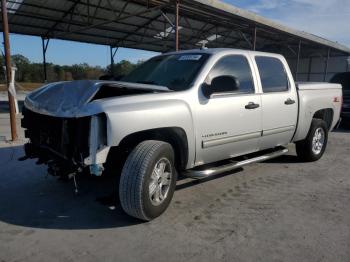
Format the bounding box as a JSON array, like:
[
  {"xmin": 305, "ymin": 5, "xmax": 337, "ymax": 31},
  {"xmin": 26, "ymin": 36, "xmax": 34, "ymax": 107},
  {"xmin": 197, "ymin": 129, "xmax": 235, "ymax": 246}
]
[
  {"xmin": 0, "ymin": 113, "xmax": 350, "ymax": 262},
  {"xmin": 0, "ymin": 95, "xmax": 25, "ymax": 141}
]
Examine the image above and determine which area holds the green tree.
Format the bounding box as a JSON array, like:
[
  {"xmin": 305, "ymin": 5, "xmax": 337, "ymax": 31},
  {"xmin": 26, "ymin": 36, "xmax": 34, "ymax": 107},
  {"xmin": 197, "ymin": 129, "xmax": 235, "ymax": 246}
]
[
  {"xmin": 107, "ymin": 60, "xmax": 139, "ymax": 77},
  {"xmin": 0, "ymin": 53, "xmax": 139, "ymax": 84},
  {"xmin": 53, "ymin": 65, "xmax": 65, "ymax": 81},
  {"xmin": 12, "ymin": 54, "xmax": 31, "ymax": 82}
]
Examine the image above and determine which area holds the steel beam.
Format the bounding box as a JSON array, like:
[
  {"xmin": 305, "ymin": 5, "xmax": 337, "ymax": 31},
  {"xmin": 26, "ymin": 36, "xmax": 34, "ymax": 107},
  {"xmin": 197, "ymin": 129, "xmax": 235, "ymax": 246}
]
[
  {"xmin": 4, "ymin": 1, "xmax": 272, "ymax": 52},
  {"xmin": 295, "ymin": 40, "xmax": 301, "ymax": 81},
  {"xmin": 4, "ymin": 0, "xmax": 350, "ymax": 56},
  {"xmin": 253, "ymin": 26, "xmax": 257, "ymax": 50},
  {"xmin": 44, "ymin": 0, "xmax": 81, "ymax": 37},
  {"xmin": 41, "ymin": 37, "xmax": 50, "ymax": 83},
  {"xmin": 239, "ymin": 30, "xmax": 253, "ymax": 49},
  {"xmin": 307, "ymin": 57, "xmax": 313, "ymax": 81},
  {"xmin": 56, "ymin": 4, "xmax": 169, "ymax": 38},
  {"xmin": 113, "ymin": 12, "xmax": 162, "ymax": 47},
  {"xmin": 180, "ymin": 22, "xmax": 212, "ymax": 48},
  {"xmin": 323, "ymin": 48, "xmax": 330, "ymax": 82},
  {"xmin": 175, "ymin": 0, "xmax": 180, "ymax": 51},
  {"xmin": 91, "ymin": 0, "xmax": 102, "ymax": 24},
  {"xmin": 10, "ymin": 10, "xmax": 162, "ymax": 40},
  {"xmin": 161, "ymin": 10, "xmax": 174, "ymax": 27},
  {"xmin": 1, "ymin": 0, "xmax": 17, "ymax": 141},
  {"xmin": 7, "ymin": 20, "xmax": 169, "ymax": 51},
  {"xmin": 107, "ymin": 0, "xmax": 131, "ymax": 20},
  {"xmin": 110, "ymin": 46, "xmax": 118, "ymax": 76}
]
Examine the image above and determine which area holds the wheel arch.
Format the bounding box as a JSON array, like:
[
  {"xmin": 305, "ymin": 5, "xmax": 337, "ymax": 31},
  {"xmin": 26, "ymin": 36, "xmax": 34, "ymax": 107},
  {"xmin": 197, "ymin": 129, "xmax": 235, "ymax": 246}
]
[
  {"xmin": 312, "ymin": 108, "xmax": 334, "ymax": 130},
  {"xmin": 294, "ymin": 107, "xmax": 334, "ymax": 142},
  {"xmin": 117, "ymin": 127, "xmax": 189, "ymax": 170}
]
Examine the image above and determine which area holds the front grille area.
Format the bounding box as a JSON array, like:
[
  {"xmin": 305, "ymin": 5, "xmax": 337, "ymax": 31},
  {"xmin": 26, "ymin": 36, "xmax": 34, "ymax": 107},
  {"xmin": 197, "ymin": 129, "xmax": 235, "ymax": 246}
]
[{"xmin": 21, "ymin": 107, "xmax": 90, "ymax": 163}]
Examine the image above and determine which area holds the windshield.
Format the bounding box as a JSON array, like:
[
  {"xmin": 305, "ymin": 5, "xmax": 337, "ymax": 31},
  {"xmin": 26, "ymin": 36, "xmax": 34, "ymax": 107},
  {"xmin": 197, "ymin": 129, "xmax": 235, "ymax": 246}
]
[{"xmin": 121, "ymin": 53, "xmax": 210, "ymax": 91}]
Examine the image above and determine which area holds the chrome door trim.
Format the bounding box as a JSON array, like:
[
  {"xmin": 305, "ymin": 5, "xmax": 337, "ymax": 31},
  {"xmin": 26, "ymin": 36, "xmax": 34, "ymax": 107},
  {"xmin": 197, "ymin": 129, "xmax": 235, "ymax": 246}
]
[
  {"xmin": 202, "ymin": 131, "xmax": 261, "ymax": 148},
  {"xmin": 263, "ymin": 125, "xmax": 295, "ymax": 136}
]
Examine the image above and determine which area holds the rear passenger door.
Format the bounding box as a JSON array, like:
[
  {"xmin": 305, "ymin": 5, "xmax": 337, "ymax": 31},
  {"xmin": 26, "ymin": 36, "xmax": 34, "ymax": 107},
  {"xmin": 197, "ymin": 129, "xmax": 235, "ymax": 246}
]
[{"xmin": 254, "ymin": 56, "xmax": 298, "ymax": 150}]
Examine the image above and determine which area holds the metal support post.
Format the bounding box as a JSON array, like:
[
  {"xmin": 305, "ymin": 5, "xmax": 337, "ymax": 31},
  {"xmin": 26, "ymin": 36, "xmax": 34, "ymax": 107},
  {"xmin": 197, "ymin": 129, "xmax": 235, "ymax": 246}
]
[
  {"xmin": 307, "ymin": 57, "xmax": 313, "ymax": 82},
  {"xmin": 323, "ymin": 48, "xmax": 330, "ymax": 82},
  {"xmin": 41, "ymin": 37, "xmax": 50, "ymax": 83},
  {"xmin": 253, "ymin": 26, "xmax": 257, "ymax": 51},
  {"xmin": 175, "ymin": 0, "xmax": 179, "ymax": 51},
  {"xmin": 1, "ymin": 0, "xmax": 17, "ymax": 141},
  {"xmin": 110, "ymin": 46, "xmax": 118, "ymax": 76},
  {"xmin": 295, "ymin": 40, "xmax": 301, "ymax": 81}
]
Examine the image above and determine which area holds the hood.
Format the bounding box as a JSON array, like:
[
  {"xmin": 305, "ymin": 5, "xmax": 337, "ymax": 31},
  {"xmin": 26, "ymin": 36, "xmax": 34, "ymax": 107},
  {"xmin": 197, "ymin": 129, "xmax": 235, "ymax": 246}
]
[{"xmin": 24, "ymin": 80, "xmax": 170, "ymax": 117}]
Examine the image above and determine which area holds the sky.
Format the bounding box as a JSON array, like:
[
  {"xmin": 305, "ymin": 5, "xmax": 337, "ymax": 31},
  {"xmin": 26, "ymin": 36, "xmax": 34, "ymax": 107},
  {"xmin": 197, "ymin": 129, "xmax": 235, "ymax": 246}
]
[
  {"xmin": 226, "ymin": 0, "xmax": 350, "ymax": 46},
  {"xmin": 1, "ymin": 0, "xmax": 349, "ymax": 67}
]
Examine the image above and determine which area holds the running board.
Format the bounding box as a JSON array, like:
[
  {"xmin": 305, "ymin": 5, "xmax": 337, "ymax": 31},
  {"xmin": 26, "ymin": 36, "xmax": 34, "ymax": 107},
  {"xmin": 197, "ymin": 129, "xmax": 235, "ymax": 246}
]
[{"xmin": 185, "ymin": 147, "xmax": 289, "ymax": 179}]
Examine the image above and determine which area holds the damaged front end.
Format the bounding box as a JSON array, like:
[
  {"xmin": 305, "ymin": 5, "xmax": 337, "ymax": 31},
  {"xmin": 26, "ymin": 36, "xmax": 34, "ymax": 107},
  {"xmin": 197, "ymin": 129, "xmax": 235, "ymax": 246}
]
[
  {"xmin": 21, "ymin": 107, "xmax": 109, "ymax": 178},
  {"xmin": 20, "ymin": 80, "xmax": 169, "ymax": 178},
  {"xmin": 20, "ymin": 80, "xmax": 114, "ymax": 178}
]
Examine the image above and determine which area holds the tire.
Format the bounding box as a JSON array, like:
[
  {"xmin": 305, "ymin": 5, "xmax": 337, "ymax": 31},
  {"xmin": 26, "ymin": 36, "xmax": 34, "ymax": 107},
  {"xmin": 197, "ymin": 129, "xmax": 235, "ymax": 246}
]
[
  {"xmin": 119, "ymin": 140, "xmax": 177, "ymax": 221},
  {"xmin": 296, "ymin": 118, "xmax": 328, "ymax": 162}
]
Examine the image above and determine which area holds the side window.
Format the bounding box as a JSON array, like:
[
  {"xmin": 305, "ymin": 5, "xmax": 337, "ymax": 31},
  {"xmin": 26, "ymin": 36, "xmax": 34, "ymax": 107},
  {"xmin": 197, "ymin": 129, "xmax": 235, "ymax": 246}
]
[
  {"xmin": 206, "ymin": 55, "xmax": 255, "ymax": 94},
  {"xmin": 255, "ymin": 56, "xmax": 289, "ymax": 92}
]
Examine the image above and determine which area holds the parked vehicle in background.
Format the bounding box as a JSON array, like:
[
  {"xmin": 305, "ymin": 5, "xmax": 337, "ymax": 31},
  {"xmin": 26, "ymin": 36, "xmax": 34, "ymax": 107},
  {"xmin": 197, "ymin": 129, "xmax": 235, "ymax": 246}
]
[
  {"xmin": 330, "ymin": 72, "xmax": 350, "ymax": 122},
  {"xmin": 21, "ymin": 49, "xmax": 342, "ymax": 221}
]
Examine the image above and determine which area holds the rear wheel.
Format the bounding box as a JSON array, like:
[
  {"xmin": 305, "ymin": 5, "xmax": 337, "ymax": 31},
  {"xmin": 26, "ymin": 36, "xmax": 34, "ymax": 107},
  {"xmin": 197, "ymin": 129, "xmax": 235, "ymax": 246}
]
[
  {"xmin": 119, "ymin": 140, "xmax": 177, "ymax": 221},
  {"xmin": 296, "ymin": 119, "xmax": 328, "ymax": 162}
]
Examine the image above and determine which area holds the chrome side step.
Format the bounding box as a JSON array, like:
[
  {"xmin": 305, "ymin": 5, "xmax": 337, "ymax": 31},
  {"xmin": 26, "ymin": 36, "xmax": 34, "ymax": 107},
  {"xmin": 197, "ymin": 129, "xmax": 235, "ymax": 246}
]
[{"xmin": 185, "ymin": 147, "xmax": 289, "ymax": 179}]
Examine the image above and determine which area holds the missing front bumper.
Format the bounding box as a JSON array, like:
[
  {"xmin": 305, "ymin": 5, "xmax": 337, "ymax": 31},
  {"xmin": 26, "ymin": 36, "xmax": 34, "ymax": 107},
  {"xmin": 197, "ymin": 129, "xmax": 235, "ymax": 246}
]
[{"xmin": 21, "ymin": 107, "xmax": 109, "ymax": 177}]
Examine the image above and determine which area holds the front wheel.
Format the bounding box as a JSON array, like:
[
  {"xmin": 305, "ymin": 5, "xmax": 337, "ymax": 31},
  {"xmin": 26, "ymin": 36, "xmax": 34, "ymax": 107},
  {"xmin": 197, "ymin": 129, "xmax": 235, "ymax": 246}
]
[
  {"xmin": 119, "ymin": 140, "xmax": 177, "ymax": 221},
  {"xmin": 296, "ymin": 119, "xmax": 328, "ymax": 162}
]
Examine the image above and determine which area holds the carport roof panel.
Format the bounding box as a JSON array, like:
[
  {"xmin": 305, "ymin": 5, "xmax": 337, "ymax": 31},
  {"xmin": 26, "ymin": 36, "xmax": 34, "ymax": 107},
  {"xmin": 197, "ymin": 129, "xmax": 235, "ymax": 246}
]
[
  {"xmin": 195, "ymin": 1, "xmax": 350, "ymax": 51},
  {"xmin": 2, "ymin": 0, "xmax": 350, "ymax": 55}
]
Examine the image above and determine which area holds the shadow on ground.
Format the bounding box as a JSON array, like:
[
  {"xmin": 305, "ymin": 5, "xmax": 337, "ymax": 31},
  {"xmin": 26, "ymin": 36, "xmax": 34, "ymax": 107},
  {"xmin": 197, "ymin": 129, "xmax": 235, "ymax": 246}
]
[
  {"xmin": 0, "ymin": 145, "xmax": 250, "ymax": 230},
  {"xmin": 263, "ymin": 154, "xmax": 300, "ymax": 164},
  {"xmin": 334, "ymin": 121, "xmax": 350, "ymax": 133},
  {"xmin": 0, "ymin": 145, "xmax": 143, "ymax": 230},
  {"xmin": 1, "ymin": 125, "xmax": 347, "ymax": 230}
]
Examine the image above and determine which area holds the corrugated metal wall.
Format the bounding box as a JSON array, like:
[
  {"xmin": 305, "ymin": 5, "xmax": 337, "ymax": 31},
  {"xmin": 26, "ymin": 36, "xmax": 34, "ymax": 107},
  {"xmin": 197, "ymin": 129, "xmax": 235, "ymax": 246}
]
[{"xmin": 288, "ymin": 56, "xmax": 350, "ymax": 82}]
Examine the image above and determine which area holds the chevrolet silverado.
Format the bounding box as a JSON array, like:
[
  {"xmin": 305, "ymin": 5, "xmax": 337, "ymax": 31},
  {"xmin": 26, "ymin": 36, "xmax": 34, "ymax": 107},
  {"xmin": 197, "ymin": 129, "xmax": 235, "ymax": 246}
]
[{"xmin": 21, "ymin": 48, "xmax": 342, "ymax": 221}]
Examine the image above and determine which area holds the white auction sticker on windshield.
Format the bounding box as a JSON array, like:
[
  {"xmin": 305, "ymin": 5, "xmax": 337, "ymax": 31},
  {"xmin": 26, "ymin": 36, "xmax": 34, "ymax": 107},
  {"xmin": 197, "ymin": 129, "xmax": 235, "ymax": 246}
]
[{"xmin": 178, "ymin": 55, "xmax": 202, "ymax": 61}]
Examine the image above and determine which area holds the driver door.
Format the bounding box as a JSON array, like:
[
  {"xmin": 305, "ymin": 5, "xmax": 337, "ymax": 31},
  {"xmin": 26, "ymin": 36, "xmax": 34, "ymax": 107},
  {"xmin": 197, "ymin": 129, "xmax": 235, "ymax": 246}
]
[{"xmin": 194, "ymin": 54, "xmax": 262, "ymax": 165}]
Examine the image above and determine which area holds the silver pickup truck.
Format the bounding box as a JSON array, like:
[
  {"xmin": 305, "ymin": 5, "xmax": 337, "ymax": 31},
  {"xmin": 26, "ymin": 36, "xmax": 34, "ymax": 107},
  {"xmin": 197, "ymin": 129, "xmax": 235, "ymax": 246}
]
[{"xmin": 21, "ymin": 48, "xmax": 342, "ymax": 221}]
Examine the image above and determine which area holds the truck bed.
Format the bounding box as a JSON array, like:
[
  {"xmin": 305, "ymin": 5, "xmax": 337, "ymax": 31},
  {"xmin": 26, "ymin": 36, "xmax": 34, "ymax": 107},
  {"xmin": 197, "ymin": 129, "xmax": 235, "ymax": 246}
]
[
  {"xmin": 296, "ymin": 82, "xmax": 341, "ymax": 90},
  {"xmin": 293, "ymin": 82, "xmax": 342, "ymax": 142}
]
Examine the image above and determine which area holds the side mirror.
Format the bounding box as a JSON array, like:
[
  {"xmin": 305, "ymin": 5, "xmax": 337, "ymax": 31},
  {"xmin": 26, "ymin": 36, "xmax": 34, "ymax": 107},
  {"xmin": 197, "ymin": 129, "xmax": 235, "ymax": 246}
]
[{"xmin": 202, "ymin": 75, "xmax": 240, "ymax": 98}]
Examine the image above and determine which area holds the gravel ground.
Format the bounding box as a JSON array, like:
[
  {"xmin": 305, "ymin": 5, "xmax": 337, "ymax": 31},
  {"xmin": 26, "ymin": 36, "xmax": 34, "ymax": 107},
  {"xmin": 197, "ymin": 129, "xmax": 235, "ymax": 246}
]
[{"xmin": 0, "ymin": 118, "xmax": 350, "ymax": 262}]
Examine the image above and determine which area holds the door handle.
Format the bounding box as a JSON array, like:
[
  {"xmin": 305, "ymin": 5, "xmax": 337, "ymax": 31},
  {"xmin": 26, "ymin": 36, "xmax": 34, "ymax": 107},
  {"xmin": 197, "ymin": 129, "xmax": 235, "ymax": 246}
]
[
  {"xmin": 285, "ymin": 98, "xmax": 295, "ymax": 105},
  {"xmin": 245, "ymin": 102, "xmax": 260, "ymax": 109}
]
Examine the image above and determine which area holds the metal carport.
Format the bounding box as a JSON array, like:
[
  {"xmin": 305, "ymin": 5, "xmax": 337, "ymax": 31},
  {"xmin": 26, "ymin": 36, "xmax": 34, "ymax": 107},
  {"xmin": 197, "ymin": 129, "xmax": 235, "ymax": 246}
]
[{"xmin": 1, "ymin": 0, "xmax": 350, "ymax": 140}]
